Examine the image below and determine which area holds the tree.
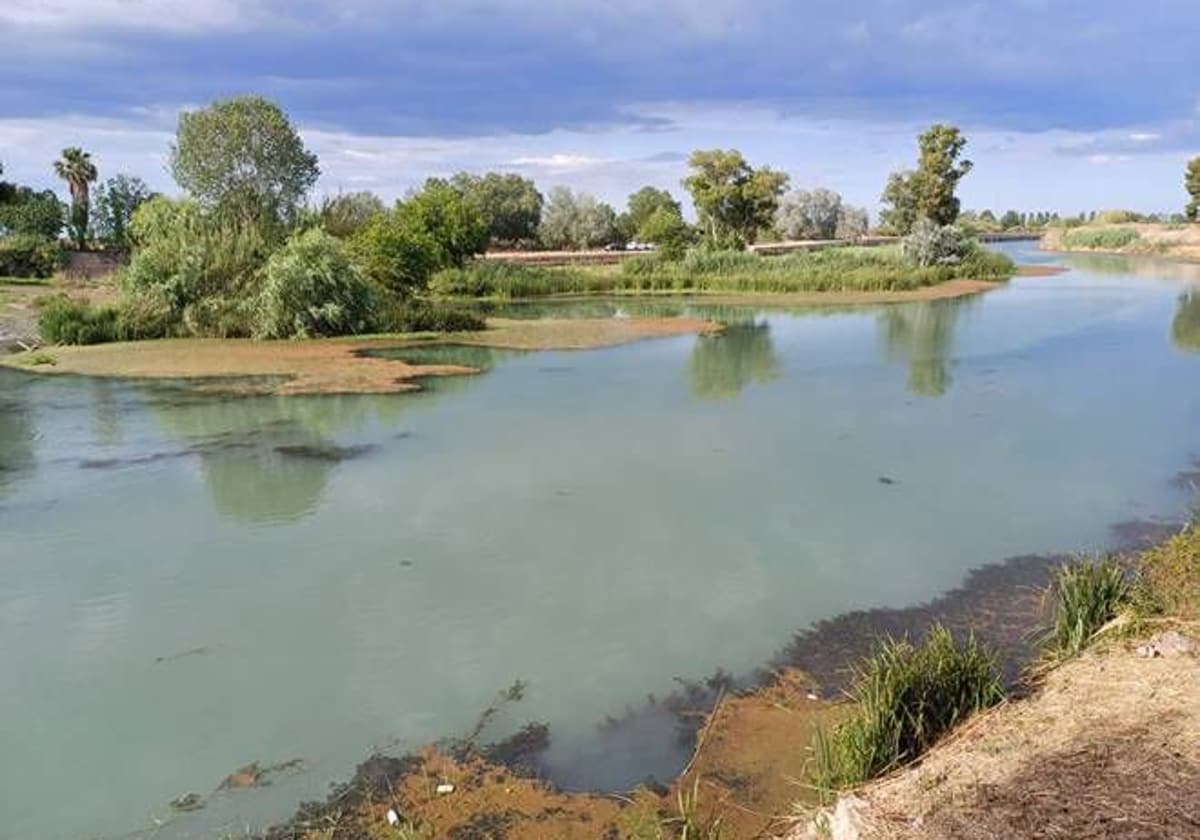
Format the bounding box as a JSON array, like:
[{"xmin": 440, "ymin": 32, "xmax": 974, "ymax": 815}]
[
  {"xmin": 1186, "ymin": 157, "xmax": 1200, "ymax": 221},
  {"xmin": 0, "ymin": 188, "xmax": 64, "ymax": 238},
  {"xmin": 999, "ymin": 210, "xmax": 1021, "ymax": 230},
  {"xmin": 54, "ymin": 147, "xmax": 98, "ymax": 247},
  {"xmin": 683, "ymin": 149, "xmax": 788, "ymax": 247},
  {"xmin": 403, "ymin": 179, "xmax": 489, "ymax": 267},
  {"xmin": 638, "ymin": 205, "xmax": 693, "ymax": 258},
  {"xmin": 538, "ymin": 187, "xmax": 619, "ymax": 249},
  {"xmin": 316, "ymin": 191, "xmax": 385, "ymax": 239},
  {"xmin": 351, "ymin": 210, "xmax": 442, "ymax": 295},
  {"xmin": 90, "ymin": 175, "xmax": 154, "ymax": 249},
  {"xmin": 449, "ymin": 172, "xmax": 543, "ymax": 246},
  {"xmin": 879, "ymin": 124, "xmax": 973, "ymax": 234},
  {"xmin": 835, "ymin": 206, "xmax": 870, "ymax": 241},
  {"xmin": 170, "ymin": 96, "xmax": 319, "ymax": 231},
  {"xmin": 621, "ymin": 186, "xmax": 681, "ymax": 240},
  {"xmin": 776, "ymin": 188, "xmax": 843, "ymax": 240}
]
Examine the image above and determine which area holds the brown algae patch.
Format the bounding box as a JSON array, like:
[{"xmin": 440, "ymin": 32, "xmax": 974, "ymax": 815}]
[{"xmin": 0, "ymin": 317, "xmax": 719, "ymax": 395}]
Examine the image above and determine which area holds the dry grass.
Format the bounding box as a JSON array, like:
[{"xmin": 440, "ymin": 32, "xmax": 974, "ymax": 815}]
[
  {"xmin": 0, "ymin": 316, "xmax": 719, "ymax": 395},
  {"xmin": 789, "ymin": 639, "xmax": 1200, "ymax": 839}
]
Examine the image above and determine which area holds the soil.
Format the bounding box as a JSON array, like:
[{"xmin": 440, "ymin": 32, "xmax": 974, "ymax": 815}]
[
  {"xmin": 1042, "ymin": 223, "xmax": 1200, "ymax": 262},
  {"xmin": 787, "ymin": 636, "xmax": 1200, "ymax": 839}
]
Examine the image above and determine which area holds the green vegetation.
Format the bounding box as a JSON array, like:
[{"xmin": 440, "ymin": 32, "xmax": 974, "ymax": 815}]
[
  {"xmin": 254, "ymin": 228, "xmax": 375, "ymax": 339},
  {"xmin": 1186, "ymin": 157, "xmax": 1200, "ymax": 221},
  {"xmin": 53, "ymin": 147, "xmax": 97, "ymax": 248},
  {"xmin": 880, "ymin": 124, "xmax": 973, "ymax": 234},
  {"xmin": 0, "ymin": 233, "xmax": 64, "ymax": 278},
  {"xmin": 1136, "ymin": 526, "xmax": 1200, "ymax": 620},
  {"xmin": 432, "ymin": 245, "xmax": 1013, "ymax": 299},
  {"xmin": 1060, "ymin": 227, "xmax": 1141, "ymax": 250},
  {"xmin": 449, "ymin": 171, "xmax": 543, "ymax": 247},
  {"xmin": 538, "ymin": 186, "xmax": 620, "ymax": 249},
  {"xmin": 1042, "ymin": 557, "xmax": 1131, "ymax": 659},
  {"xmin": 170, "ymin": 96, "xmax": 319, "ymax": 231},
  {"xmin": 776, "ymin": 188, "xmax": 869, "ymax": 241},
  {"xmin": 684, "ymin": 149, "xmax": 789, "ymax": 247},
  {"xmin": 312, "ymin": 191, "xmax": 384, "ymax": 239},
  {"xmin": 812, "ymin": 625, "xmax": 1003, "ymax": 793},
  {"xmin": 89, "ymin": 174, "xmax": 154, "ymax": 250}
]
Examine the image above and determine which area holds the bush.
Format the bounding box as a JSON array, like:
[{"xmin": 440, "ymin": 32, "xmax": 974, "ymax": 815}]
[
  {"xmin": 1042, "ymin": 557, "xmax": 1130, "ymax": 659},
  {"xmin": 253, "ymin": 229, "xmax": 376, "ymax": 339},
  {"xmin": 1094, "ymin": 209, "xmax": 1143, "ymax": 225},
  {"xmin": 813, "ymin": 625, "xmax": 1003, "ymax": 792},
  {"xmin": 901, "ymin": 220, "xmax": 973, "ymax": 267},
  {"xmin": 351, "ymin": 211, "xmax": 443, "ymax": 295},
  {"xmin": 0, "ymin": 234, "xmax": 63, "ymax": 278},
  {"xmin": 376, "ymin": 299, "xmax": 485, "ymax": 333},
  {"xmin": 0, "ymin": 189, "xmax": 65, "ymax": 238},
  {"xmin": 38, "ymin": 296, "xmax": 119, "ymax": 345},
  {"xmin": 1060, "ymin": 227, "xmax": 1141, "ymax": 250}
]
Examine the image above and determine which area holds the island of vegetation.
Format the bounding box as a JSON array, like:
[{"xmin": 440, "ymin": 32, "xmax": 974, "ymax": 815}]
[{"xmin": 1, "ymin": 97, "xmax": 1017, "ymax": 393}]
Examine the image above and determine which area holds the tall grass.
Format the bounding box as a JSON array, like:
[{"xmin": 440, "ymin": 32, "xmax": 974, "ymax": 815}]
[
  {"xmin": 1134, "ymin": 526, "xmax": 1200, "ymax": 620},
  {"xmin": 431, "ymin": 246, "xmax": 1015, "ymax": 299},
  {"xmin": 1060, "ymin": 227, "xmax": 1141, "ymax": 250},
  {"xmin": 1042, "ymin": 557, "xmax": 1131, "ymax": 659},
  {"xmin": 812, "ymin": 625, "xmax": 1003, "ymax": 793}
]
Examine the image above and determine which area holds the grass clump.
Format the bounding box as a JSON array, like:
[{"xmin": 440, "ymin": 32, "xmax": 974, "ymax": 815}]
[
  {"xmin": 1061, "ymin": 227, "xmax": 1141, "ymax": 250},
  {"xmin": 1042, "ymin": 556, "xmax": 1132, "ymax": 659},
  {"xmin": 812, "ymin": 625, "xmax": 1003, "ymax": 793},
  {"xmin": 1135, "ymin": 526, "xmax": 1200, "ymax": 620}
]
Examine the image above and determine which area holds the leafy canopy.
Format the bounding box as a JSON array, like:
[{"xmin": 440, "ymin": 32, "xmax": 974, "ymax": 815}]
[
  {"xmin": 538, "ymin": 186, "xmax": 620, "ymax": 250},
  {"xmin": 170, "ymin": 96, "xmax": 319, "ymax": 231},
  {"xmin": 90, "ymin": 175, "xmax": 154, "ymax": 249},
  {"xmin": 880, "ymin": 124, "xmax": 973, "ymax": 233},
  {"xmin": 449, "ymin": 172, "xmax": 543, "ymax": 245},
  {"xmin": 1186, "ymin": 157, "xmax": 1200, "ymax": 221},
  {"xmin": 683, "ymin": 149, "xmax": 788, "ymax": 248}
]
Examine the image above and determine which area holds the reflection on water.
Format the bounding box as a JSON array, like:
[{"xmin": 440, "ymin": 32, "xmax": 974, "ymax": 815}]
[
  {"xmin": 1173, "ymin": 290, "xmax": 1200, "ymax": 352},
  {"xmin": 0, "ymin": 387, "xmax": 36, "ymax": 498},
  {"xmin": 689, "ymin": 320, "xmax": 779, "ymax": 398},
  {"xmin": 880, "ymin": 299, "xmax": 967, "ymax": 397}
]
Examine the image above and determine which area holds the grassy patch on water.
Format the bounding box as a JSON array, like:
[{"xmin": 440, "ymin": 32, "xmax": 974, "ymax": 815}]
[
  {"xmin": 431, "ymin": 246, "xmax": 1015, "ymax": 299},
  {"xmin": 811, "ymin": 625, "xmax": 1004, "ymax": 794}
]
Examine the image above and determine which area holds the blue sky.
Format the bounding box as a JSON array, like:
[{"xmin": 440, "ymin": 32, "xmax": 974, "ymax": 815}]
[{"xmin": 2, "ymin": 0, "xmax": 1198, "ymax": 217}]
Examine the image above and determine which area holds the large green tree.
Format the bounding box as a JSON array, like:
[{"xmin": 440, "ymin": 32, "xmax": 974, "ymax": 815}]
[
  {"xmin": 449, "ymin": 172, "xmax": 543, "ymax": 246},
  {"xmin": 538, "ymin": 186, "xmax": 619, "ymax": 249},
  {"xmin": 316, "ymin": 191, "xmax": 385, "ymax": 239},
  {"xmin": 880, "ymin": 124, "xmax": 973, "ymax": 233},
  {"xmin": 90, "ymin": 174, "xmax": 154, "ymax": 250},
  {"xmin": 620, "ymin": 186, "xmax": 682, "ymax": 241},
  {"xmin": 683, "ymin": 149, "xmax": 788, "ymax": 247},
  {"xmin": 54, "ymin": 147, "xmax": 98, "ymax": 247},
  {"xmin": 405, "ymin": 179, "xmax": 490, "ymax": 267},
  {"xmin": 170, "ymin": 96, "xmax": 319, "ymax": 231},
  {"xmin": 1186, "ymin": 156, "xmax": 1200, "ymax": 221}
]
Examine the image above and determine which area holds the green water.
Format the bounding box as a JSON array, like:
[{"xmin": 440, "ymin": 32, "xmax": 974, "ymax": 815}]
[{"xmin": 2, "ymin": 244, "xmax": 1200, "ymax": 838}]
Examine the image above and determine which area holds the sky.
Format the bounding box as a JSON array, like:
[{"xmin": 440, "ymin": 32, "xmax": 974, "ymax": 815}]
[{"xmin": 1, "ymin": 0, "xmax": 1198, "ymax": 218}]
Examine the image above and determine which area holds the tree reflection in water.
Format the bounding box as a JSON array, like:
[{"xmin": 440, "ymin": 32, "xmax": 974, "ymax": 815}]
[
  {"xmin": 689, "ymin": 320, "xmax": 780, "ymax": 399},
  {"xmin": 880, "ymin": 299, "xmax": 967, "ymax": 397},
  {"xmin": 1172, "ymin": 289, "xmax": 1200, "ymax": 352}
]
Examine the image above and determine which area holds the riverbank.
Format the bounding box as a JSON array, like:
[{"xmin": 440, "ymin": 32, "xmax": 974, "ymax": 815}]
[
  {"xmin": 252, "ymin": 521, "xmax": 1198, "ymax": 840},
  {"xmin": 1042, "ymin": 222, "xmax": 1200, "ymax": 262}
]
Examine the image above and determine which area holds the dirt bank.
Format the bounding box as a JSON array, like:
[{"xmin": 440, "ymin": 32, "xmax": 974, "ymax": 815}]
[
  {"xmin": 1042, "ymin": 222, "xmax": 1200, "ymax": 262},
  {"xmin": 0, "ymin": 316, "xmax": 720, "ymax": 395},
  {"xmin": 788, "ymin": 635, "xmax": 1200, "ymax": 839}
]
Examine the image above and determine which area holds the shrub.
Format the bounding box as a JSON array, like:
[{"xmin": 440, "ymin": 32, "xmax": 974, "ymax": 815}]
[
  {"xmin": 1094, "ymin": 209, "xmax": 1142, "ymax": 225},
  {"xmin": 376, "ymin": 299, "xmax": 485, "ymax": 333},
  {"xmin": 1060, "ymin": 227, "xmax": 1141, "ymax": 250},
  {"xmin": 351, "ymin": 211, "xmax": 443, "ymax": 295},
  {"xmin": 0, "ymin": 189, "xmax": 65, "ymax": 238},
  {"xmin": 0, "ymin": 234, "xmax": 63, "ymax": 278},
  {"xmin": 38, "ymin": 296, "xmax": 119, "ymax": 345},
  {"xmin": 253, "ymin": 228, "xmax": 376, "ymax": 339},
  {"xmin": 901, "ymin": 220, "xmax": 973, "ymax": 267},
  {"xmin": 812, "ymin": 625, "xmax": 1003, "ymax": 792},
  {"xmin": 1042, "ymin": 557, "xmax": 1131, "ymax": 659}
]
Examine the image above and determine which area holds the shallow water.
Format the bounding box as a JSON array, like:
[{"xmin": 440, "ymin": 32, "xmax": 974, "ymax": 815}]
[{"xmin": 2, "ymin": 243, "xmax": 1200, "ymax": 838}]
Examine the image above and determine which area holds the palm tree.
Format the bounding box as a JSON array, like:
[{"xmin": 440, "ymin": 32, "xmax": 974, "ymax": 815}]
[{"xmin": 54, "ymin": 147, "xmax": 98, "ymax": 248}]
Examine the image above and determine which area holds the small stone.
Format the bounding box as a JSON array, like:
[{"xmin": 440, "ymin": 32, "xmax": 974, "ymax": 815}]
[
  {"xmin": 436, "ymin": 783, "xmax": 455, "ymax": 795},
  {"xmin": 386, "ymin": 808, "xmax": 400, "ymax": 826}
]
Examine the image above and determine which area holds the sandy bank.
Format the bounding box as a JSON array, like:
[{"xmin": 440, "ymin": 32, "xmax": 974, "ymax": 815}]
[{"xmin": 1042, "ymin": 222, "xmax": 1200, "ymax": 262}]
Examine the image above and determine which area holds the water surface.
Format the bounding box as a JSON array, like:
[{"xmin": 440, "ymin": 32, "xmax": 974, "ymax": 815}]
[{"xmin": 2, "ymin": 244, "xmax": 1200, "ymax": 838}]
